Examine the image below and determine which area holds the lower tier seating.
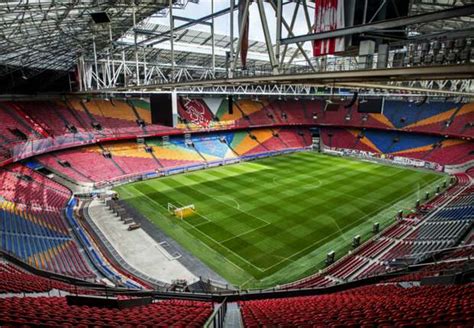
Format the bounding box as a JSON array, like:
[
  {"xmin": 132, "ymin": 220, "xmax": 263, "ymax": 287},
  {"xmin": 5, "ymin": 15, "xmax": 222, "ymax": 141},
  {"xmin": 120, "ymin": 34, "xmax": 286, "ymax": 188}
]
[
  {"xmin": 240, "ymin": 284, "xmax": 474, "ymax": 327},
  {"xmin": 0, "ymin": 297, "xmax": 213, "ymax": 327},
  {"xmin": 36, "ymin": 128, "xmax": 310, "ymax": 183},
  {"xmin": 0, "ymin": 261, "xmax": 95, "ymax": 294},
  {"xmin": 0, "ymin": 164, "xmax": 95, "ymax": 279}
]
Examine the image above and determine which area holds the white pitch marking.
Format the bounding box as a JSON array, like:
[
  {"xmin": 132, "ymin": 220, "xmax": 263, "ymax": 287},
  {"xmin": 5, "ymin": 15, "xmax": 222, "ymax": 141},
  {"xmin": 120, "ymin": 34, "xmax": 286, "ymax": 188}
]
[
  {"xmin": 214, "ymin": 195, "xmax": 241, "ymax": 210},
  {"xmin": 134, "ymin": 186, "xmax": 266, "ymax": 272}
]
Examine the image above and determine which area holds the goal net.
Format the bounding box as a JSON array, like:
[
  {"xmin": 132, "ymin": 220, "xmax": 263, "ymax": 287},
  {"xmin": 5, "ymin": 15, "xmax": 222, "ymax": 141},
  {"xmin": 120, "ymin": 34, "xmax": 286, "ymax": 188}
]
[{"xmin": 168, "ymin": 203, "xmax": 195, "ymax": 219}]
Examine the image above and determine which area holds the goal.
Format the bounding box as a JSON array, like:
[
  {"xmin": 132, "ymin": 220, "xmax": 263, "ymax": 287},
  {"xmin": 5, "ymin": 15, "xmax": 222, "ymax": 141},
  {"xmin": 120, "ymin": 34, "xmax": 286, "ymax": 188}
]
[{"xmin": 168, "ymin": 203, "xmax": 195, "ymax": 219}]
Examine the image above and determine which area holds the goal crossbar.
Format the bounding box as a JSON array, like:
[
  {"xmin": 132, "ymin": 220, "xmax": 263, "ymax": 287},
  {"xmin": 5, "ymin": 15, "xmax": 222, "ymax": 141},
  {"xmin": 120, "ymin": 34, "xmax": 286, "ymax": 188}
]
[{"xmin": 168, "ymin": 203, "xmax": 195, "ymax": 219}]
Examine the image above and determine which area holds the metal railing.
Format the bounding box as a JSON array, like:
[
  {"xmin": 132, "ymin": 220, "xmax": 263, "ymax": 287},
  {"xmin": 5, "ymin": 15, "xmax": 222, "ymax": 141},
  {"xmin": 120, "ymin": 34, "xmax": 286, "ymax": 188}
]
[{"xmin": 204, "ymin": 298, "xmax": 227, "ymax": 328}]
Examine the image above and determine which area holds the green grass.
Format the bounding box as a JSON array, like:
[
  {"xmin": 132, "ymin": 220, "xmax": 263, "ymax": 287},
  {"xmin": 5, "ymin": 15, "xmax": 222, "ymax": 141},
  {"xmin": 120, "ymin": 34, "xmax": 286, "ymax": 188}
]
[{"xmin": 115, "ymin": 152, "xmax": 446, "ymax": 289}]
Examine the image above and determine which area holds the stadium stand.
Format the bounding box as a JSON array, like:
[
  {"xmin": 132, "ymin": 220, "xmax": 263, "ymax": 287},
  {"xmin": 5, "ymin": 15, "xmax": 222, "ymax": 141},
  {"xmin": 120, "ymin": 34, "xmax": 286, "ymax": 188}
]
[
  {"xmin": 0, "ymin": 164, "xmax": 143, "ymax": 286},
  {"xmin": 320, "ymin": 127, "xmax": 473, "ymax": 166},
  {"xmin": 34, "ymin": 128, "xmax": 310, "ymax": 184},
  {"xmin": 0, "ymin": 297, "xmax": 213, "ymax": 327},
  {"xmin": 0, "ymin": 260, "xmax": 94, "ymax": 294},
  {"xmin": 37, "ymin": 146, "xmax": 125, "ymax": 182},
  {"xmin": 0, "ymin": 97, "xmax": 472, "ymax": 169},
  {"xmin": 0, "ymin": 180, "xmax": 95, "ymax": 278},
  {"xmin": 240, "ymin": 284, "xmax": 474, "ymax": 327},
  {"xmin": 3, "ymin": 2, "xmax": 474, "ymax": 325}
]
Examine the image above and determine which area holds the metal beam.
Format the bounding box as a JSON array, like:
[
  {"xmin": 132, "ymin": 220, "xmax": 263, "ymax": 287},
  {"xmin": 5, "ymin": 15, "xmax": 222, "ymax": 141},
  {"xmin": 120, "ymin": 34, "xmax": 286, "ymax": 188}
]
[
  {"xmin": 143, "ymin": 7, "xmax": 236, "ymax": 46},
  {"xmin": 281, "ymin": 4, "xmax": 474, "ymax": 45},
  {"xmin": 335, "ymin": 82, "xmax": 474, "ymax": 97},
  {"xmin": 232, "ymin": 0, "xmax": 250, "ymax": 70},
  {"xmin": 173, "ymin": 15, "xmax": 212, "ymax": 26},
  {"xmin": 104, "ymin": 64, "xmax": 474, "ymax": 91},
  {"xmin": 256, "ymin": 0, "xmax": 278, "ymax": 72}
]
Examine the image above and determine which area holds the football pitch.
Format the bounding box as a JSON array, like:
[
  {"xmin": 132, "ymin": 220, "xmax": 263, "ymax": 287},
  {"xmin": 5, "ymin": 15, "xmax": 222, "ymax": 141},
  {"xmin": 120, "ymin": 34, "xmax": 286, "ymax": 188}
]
[{"xmin": 115, "ymin": 152, "xmax": 446, "ymax": 288}]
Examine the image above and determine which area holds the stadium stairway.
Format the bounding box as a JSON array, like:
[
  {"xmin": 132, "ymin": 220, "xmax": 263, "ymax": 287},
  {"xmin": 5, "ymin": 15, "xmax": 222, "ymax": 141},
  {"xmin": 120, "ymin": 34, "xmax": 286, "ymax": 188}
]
[
  {"xmin": 126, "ymin": 99, "xmax": 147, "ymax": 132},
  {"xmin": 273, "ymin": 131, "xmax": 292, "ymax": 149},
  {"xmin": 61, "ymin": 99, "xmax": 92, "ymax": 132},
  {"xmin": 223, "ymin": 302, "xmax": 244, "ymax": 328},
  {"xmin": 143, "ymin": 140, "xmax": 164, "ymax": 168}
]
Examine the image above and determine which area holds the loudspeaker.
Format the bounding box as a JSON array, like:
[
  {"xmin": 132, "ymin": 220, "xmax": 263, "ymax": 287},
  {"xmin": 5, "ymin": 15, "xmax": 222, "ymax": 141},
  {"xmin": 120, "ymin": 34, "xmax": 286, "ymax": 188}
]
[{"xmin": 90, "ymin": 12, "xmax": 110, "ymax": 24}]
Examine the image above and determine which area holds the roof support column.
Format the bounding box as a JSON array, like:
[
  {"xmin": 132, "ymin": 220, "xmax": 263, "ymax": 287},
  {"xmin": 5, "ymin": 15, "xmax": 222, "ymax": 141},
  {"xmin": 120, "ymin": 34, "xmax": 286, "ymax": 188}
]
[
  {"xmin": 109, "ymin": 24, "xmax": 116, "ymax": 88},
  {"xmin": 269, "ymin": 1, "xmax": 316, "ymax": 72},
  {"xmin": 169, "ymin": 0, "xmax": 175, "ymax": 82},
  {"xmin": 133, "ymin": 3, "xmax": 140, "ymax": 86},
  {"xmin": 229, "ymin": 0, "xmax": 235, "ymax": 78},
  {"xmin": 279, "ymin": 1, "xmax": 299, "ymax": 68},
  {"xmin": 275, "ymin": 0, "xmax": 282, "ymax": 68},
  {"xmin": 257, "ymin": 0, "xmax": 278, "ymax": 74},
  {"xmin": 211, "ymin": 0, "xmax": 216, "ymax": 74},
  {"xmin": 232, "ymin": 0, "xmax": 250, "ymax": 72},
  {"xmin": 92, "ymin": 35, "xmax": 99, "ymax": 90}
]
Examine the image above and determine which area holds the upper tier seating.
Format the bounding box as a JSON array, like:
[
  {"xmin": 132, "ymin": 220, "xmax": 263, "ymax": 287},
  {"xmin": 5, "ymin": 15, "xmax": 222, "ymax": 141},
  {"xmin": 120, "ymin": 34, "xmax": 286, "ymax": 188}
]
[
  {"xmin": 68, "ymin": 99, "xmax": 144, "ymax": 133},
  {"xmin": 15, "ymin": 101, "xmax": 76, "ymax": 136},
  {"xmin": 320, "ymin": 127, "xmax": 474, "ymax": 166},
  {"xmin": 38, "ymin": 146, "xmax": 127, "ymax": 182},
  {"xmin": 0, "ymin": 102, "xmax": 41, "ymax": 143},
  {"xmin": 240, "ymin": 284, "xmax": 474, "ymax": 327},
  {"xmin": 0, "ymin": 297, "xmax": 213, "ymax": 327},
  {"xmin": 0, "ymin": 98, "xmax": 472, "ymax": 166}
]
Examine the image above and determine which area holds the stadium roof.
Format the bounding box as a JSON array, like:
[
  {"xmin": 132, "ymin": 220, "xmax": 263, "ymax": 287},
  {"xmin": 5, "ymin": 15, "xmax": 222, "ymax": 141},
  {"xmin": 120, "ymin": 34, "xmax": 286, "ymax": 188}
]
[
  {"xmin": 117, "ymin": 21, "xmax": 303, "ymax": 71},
  {"xmin": 0, "ymin": 0, "xmax": 168, "ymax": 73},
  {"xmin": 0, "ymin": 0, "xmax": 472, "ymax": 94}
]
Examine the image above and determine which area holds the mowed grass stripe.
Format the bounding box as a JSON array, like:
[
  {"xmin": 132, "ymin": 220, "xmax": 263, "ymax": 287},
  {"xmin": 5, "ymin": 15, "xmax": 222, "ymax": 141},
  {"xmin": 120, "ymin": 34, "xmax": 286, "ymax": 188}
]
[
  {"xmin": 116, "ymin": 152, "xmax": 445, "ymax": 287},
  {"xmin": 132, "ymin": 184, "xmax": 266, "ymax": 272}
]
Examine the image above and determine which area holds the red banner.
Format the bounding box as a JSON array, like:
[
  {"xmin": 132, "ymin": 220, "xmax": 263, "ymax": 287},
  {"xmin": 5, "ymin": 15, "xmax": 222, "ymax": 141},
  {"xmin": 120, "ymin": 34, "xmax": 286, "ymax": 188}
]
[{"xmin": 313, "ymin": 0, "xmax": 345, "ymax": 57}]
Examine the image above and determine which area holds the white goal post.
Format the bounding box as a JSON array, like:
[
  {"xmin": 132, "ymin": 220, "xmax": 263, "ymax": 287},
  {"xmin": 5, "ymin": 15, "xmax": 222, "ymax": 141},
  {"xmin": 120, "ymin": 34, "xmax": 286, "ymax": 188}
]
[{"xmin": 168, "ymin": 203, "xmax": 195, "ymax": 219}]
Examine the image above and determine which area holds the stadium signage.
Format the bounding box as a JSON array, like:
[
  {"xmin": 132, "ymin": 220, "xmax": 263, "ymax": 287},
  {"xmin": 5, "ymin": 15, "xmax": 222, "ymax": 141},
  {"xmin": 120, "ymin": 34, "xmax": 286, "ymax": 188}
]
[{"xmin": 323, "ymin": 147, "xmax": 443, "ymax": 172}]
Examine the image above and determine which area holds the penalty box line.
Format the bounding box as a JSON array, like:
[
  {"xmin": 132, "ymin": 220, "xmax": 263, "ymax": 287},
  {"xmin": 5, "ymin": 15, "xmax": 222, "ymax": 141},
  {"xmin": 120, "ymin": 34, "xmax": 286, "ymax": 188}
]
[
  {"xmin": 184, "ymin": 183, "xmax": 271, "ymax": 225},
  {"xmin": 134, "ymin": 187, "xmax": 266, "ymax": 273},
  {"xmin": 218, "ymin": 221, "xmax": 271, "ymax": 244}
]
